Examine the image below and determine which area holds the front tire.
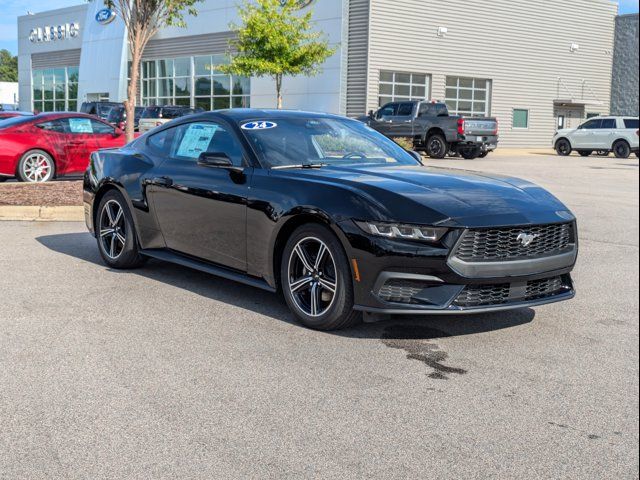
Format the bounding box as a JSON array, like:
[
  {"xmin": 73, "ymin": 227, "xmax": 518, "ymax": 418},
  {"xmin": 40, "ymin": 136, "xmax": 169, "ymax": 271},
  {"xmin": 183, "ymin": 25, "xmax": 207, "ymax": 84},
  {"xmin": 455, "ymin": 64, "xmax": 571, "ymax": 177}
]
[
  {"xmin": 281, "ymin": 224, "xmax": 361, "ymax": 331},
  {"xmin": 96, "ymin": 190, "xmax": 146, "ymax": 269},
  {"xmin": 613, "ymin": 140, "xmax": 631, "ymax": 159},
  {"xmin": 555, "ymin": 139, "xmax": 572, "ymax": 156},
  {"xmin": 425, "ymin": 134, "xmax": 448, "ymax": 159},
  {"xmin": 578, "ymin": 150, "xmax": 593, "ymax": 157},
  {"xmin": 17, "ymin": 150, "xmax": 55, "ymax": 182}
]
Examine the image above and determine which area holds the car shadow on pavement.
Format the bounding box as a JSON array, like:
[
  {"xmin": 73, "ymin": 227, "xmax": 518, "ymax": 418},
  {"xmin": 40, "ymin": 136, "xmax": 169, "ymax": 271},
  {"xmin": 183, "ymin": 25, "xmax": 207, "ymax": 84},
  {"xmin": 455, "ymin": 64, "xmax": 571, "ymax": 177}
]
[{"xmin": 36, "ymin": 232, "xmax": 535, "ymax": 339}]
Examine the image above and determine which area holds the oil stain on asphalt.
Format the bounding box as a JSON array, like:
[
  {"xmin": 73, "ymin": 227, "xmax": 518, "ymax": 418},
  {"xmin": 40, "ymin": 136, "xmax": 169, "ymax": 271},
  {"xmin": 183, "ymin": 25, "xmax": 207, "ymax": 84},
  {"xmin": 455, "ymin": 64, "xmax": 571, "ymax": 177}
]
[{"xmin": 380, "ymin": 324, "xmax": 467, "ymax": 380}]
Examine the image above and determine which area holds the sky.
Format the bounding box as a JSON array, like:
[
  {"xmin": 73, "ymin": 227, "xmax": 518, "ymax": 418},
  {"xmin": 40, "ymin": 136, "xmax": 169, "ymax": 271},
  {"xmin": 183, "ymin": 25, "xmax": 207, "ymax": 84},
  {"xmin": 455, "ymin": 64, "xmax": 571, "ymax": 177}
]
[{"xmin": 1, "ymin": 0, "xmax": 639, "ymax": 55}]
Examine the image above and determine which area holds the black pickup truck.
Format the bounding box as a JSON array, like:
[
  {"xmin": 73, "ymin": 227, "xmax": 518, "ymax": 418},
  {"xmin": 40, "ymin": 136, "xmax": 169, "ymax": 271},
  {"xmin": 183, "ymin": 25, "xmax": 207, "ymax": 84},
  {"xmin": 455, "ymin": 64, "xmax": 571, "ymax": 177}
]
[{"xmin": 361, "ymin": 101, "xmax": 499, "ymax": 159}]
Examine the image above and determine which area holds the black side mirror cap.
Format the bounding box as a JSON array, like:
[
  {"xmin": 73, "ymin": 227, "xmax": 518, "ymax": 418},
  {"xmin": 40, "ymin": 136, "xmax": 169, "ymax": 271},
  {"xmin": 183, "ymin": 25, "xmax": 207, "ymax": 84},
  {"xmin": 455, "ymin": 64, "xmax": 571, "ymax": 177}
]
[{"xmin": 198, "ymin": 152, "xmax": 244, "ymax": 173}]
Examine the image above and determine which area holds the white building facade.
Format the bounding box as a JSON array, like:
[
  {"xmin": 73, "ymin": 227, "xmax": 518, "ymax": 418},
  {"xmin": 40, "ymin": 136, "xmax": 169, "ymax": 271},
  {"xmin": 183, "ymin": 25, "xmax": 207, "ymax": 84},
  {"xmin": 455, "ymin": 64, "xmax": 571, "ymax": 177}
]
[{"xmin": 18, "ymin": 0, "xmax": 619, "ymax": 146}]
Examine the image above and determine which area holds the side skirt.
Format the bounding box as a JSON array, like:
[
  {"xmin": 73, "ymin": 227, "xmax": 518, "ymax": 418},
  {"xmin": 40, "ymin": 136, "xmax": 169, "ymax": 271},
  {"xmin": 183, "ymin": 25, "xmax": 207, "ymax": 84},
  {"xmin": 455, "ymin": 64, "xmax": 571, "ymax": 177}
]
[{"xmin": 140, "ymin": 248, "xmax": 277, "ymax": 293}]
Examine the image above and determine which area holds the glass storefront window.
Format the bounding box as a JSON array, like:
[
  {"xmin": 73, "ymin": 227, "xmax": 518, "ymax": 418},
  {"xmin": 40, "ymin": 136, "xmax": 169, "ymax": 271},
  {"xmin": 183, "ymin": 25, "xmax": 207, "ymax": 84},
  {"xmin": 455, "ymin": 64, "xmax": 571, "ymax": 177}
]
[
  {"xmin": 141, "ymin": 54, "xmax": 250, "ymax": 111},
  {"xmin": 444, "ymin": 76, "xmax": 491, "ymax": 117},
  {"xmin": 32, "ymin": 66, "xmax": 79, "ymax": 112},
  {"xmin": 378, "ymin": 71, "xmax": 431, "ymax": 106}
]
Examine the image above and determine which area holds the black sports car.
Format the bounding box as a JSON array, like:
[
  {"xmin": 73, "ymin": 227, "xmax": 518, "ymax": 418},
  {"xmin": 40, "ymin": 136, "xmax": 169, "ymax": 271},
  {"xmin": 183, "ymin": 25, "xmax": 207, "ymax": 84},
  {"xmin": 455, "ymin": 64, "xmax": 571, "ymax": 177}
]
[{"xmin": 84, "ymin": 109, "xmax": 577, "ymax": 330}]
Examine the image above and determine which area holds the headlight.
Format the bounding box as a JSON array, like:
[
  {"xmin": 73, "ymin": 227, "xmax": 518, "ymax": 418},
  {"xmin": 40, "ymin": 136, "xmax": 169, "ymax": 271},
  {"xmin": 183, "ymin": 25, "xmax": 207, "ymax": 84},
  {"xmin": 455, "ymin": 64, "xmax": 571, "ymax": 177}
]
[{"xmin": 355, "ymin": 220, "xmax": 447, "ymax": 242}]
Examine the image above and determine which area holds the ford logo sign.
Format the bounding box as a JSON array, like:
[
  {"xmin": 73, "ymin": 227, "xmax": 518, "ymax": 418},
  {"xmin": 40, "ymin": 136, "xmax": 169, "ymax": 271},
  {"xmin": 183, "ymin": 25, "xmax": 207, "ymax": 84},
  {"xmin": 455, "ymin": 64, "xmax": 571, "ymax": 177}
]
[{"xmin": 95, "ymin": 8, "xmax": 116, "ymax": 25}]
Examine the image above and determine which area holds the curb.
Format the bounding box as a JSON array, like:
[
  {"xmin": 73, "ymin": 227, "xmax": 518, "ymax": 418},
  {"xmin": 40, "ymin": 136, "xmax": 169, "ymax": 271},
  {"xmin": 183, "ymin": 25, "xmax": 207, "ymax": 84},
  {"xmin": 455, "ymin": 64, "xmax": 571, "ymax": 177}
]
[{"xmin": 0, "ymin": 206, "xmax": 84, "ymax": 222}]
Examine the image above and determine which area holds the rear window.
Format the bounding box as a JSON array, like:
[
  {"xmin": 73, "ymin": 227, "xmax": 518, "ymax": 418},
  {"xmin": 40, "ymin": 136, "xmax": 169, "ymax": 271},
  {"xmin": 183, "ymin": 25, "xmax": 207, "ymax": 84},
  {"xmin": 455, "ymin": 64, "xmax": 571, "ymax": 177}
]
[
  {"xmin": 0, "ymin": 116, "xmax": 34, "ymax": 129},
  {"xmin": 107, "ymin": 108, "xmax": 124, "ymax": 123},
  {"xmin": 397, "ymin": 103, "xmax": 414, "ymax": 116},
  {"xmin": 141, "ymin": 107, "xmax": 161, "ymax": 119},
  {"xmin": 624, "ymin": 118, "xmax": 639, "ymax": 129}
]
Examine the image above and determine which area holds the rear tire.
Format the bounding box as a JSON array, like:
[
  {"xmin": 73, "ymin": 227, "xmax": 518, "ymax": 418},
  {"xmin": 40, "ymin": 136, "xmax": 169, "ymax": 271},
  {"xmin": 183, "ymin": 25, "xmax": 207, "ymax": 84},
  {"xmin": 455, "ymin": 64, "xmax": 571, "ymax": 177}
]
[
  {"xmin": 96, "ymin": 190, "xmax": 146, "ymax": 269},
  {"xmin": 613, "ymin": 140, "xmax": 631, "ymax": 159},
  {"xmin": 425, "ymin": 134, "xmax": 448, "ymax": 159},
  {"xmin": 555, "ymin": 139, "xmax": 572, "ymax": 156},
  {"xmin": 578, "ymin": 150, "xmax": 593, "ymax": 157},
  {"xmin": 281, "ymin": 224, "xmax": 361, "ymax": 331},
  {"xmin": 460, "ymin": 146, "xmax": 480, "ymax": 159}
]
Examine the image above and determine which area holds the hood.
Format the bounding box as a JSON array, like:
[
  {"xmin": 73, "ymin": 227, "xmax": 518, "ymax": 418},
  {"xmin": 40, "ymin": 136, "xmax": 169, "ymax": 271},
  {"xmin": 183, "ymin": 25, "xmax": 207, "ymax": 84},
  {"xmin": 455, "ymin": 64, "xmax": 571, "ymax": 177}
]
[
  {"xmin": 279, "ymin": 164, "xmax": 574, "ymax": 228},
  {"xmin": 555, "ymin": 128, "xmax": 575, "ymax": 136}
]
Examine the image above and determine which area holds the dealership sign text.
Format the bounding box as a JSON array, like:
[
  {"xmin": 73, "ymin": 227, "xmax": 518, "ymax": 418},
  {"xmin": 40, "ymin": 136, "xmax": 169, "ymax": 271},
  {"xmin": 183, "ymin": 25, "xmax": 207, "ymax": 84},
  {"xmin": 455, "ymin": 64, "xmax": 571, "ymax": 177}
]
[{"xmin": 29, "ymin": 23, "xmax": 80, "ymax": 43}]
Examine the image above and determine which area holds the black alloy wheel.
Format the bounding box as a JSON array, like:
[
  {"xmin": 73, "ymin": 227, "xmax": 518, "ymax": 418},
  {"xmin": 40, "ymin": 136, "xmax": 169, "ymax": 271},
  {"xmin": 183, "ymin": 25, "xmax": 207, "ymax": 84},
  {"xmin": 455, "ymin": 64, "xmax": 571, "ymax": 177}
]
[
  {"xmin": 281, "ymin": 224, "xmax": 360, "ymax": 330},
  {"xmin": 613, "ymin": 140, "xmax": 631, "ymax": 159},
  {"xmin": 96, "ymin": 190, "xmax": 146, "ymax": 269},
  {"xmin": 426, "ymin": 134, "xmax": 448, "ymax": 159},
  {"xmin": 555, "ymin": 139, "xmax": 572, "ymax": 156}
]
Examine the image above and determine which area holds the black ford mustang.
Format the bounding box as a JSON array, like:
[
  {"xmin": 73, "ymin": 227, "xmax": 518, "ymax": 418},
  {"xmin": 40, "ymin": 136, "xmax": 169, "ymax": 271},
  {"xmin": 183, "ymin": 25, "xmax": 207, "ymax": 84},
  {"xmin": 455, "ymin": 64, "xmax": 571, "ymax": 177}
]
[{"xmin": 84, "ymin": 109, "xmax": 577, "ymax": 330}]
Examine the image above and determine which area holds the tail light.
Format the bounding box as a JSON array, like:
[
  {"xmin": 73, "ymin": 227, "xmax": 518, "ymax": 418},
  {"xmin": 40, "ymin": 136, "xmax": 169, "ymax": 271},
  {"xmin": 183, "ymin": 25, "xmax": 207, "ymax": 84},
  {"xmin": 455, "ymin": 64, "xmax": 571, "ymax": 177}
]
[
  {"xmin": 457, "ymin": 118, "xmax": 465, "ymax": 135},
  {"xmin": 493, "ymin": 118, "xmax": 499, "ymax": 136}
]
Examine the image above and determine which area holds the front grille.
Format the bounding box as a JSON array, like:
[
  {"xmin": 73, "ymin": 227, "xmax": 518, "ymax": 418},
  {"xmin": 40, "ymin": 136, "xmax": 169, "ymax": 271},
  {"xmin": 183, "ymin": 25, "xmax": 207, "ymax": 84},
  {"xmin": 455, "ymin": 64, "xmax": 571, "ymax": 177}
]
[
  {"xmin": 454, "ymin": 223, "xmax": 573, "ymax": 262},
  {"xmin": 453, "ymin": 275, "xmax": 571, "ymax": 308},
  {"xmin": 453, "ymin": 284, "xmax": 510, "ymax": 307},
  {"xmin": 378, "ymin": 280, "xmax": 427, "ymax": 304},
  {"xmin": 525, "ymin": 276, "xmax": 564, "ymax": 300}
]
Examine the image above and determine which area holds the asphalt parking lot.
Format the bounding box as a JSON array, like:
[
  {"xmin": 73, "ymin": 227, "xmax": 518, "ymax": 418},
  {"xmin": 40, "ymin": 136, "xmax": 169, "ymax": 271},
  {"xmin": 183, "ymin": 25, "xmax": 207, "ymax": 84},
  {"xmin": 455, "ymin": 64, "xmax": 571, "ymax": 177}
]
[{"xmin": 0, "ymin": 153, "xmax": 638, "ymax": 479}]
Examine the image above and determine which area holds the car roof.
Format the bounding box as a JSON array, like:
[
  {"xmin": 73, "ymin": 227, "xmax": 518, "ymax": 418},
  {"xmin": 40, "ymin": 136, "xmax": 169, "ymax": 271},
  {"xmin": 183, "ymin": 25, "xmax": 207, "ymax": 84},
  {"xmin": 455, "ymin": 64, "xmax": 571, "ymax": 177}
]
[
  {"xmin": 206, "ymin": 108, "xmax": 351, "ymax": 123},
  {"xmin": 31, "ymin": 112, "xmax": 105, "ymax": 121}
]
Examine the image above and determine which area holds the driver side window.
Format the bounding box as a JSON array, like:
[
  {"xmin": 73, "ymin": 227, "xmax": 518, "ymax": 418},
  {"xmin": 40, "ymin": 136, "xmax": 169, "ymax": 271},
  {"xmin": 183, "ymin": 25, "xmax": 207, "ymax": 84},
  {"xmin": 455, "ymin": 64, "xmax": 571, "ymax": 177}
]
[
  {"xmin": 378, "ymin": 103, "xmax": 398, "ymax": 118},
  {"xmin": 169, "ymin": 122, "xmax": 244, "ymax": 166}
]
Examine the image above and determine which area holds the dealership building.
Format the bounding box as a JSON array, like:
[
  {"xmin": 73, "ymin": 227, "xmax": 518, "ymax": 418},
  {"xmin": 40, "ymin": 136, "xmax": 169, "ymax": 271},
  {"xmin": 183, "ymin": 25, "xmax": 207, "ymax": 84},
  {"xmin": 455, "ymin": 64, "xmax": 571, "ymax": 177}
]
[{"xmin": 17, "ymin": 0, "xmax": 630, "ymax": 146}]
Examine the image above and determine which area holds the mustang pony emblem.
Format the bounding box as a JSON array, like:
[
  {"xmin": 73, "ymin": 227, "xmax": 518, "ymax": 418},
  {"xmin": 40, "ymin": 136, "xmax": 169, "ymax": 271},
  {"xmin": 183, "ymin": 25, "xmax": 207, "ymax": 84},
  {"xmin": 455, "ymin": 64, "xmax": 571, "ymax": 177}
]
[{"xmin": 517, "ymin": 232, "xmax": 539, "ymax": 247}]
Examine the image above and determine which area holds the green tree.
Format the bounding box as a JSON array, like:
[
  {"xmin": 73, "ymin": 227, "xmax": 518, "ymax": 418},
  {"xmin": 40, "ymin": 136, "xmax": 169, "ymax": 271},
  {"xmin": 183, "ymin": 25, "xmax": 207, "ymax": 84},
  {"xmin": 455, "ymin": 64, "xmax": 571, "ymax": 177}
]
[
  {"xmin": 104, "ymin": 0, "xmax": 201, "ymax": 141},
  {"xmin": 221, "ymin": 0, "xmax": 336, "ymax": 109},
  {"xmin": 0, "ymin": 50, "xmax": 18, "ymax": 83}
]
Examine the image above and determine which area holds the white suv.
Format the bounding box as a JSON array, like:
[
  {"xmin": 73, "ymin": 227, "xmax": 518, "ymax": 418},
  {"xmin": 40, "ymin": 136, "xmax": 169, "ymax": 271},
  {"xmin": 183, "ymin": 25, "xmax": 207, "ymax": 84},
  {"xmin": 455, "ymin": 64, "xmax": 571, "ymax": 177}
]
[{"xmin": 553, "ymin": 116, "xmax": 639, "ymax": 158}]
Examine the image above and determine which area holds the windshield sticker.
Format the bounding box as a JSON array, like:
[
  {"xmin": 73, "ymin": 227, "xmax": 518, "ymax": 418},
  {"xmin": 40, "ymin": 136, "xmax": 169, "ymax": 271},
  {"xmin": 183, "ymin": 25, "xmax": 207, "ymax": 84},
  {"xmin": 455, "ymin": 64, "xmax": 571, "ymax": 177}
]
[
  {"xmin": 241, "ymin": 121, "xmax": 278, "ymax": 130},
  {"xmin": 176, "ymin": 123, "xmax": 219, "ymax": 158},
  {"xmin": 68, "ymin": 118, "xmax": 93, "ymax": 134}
]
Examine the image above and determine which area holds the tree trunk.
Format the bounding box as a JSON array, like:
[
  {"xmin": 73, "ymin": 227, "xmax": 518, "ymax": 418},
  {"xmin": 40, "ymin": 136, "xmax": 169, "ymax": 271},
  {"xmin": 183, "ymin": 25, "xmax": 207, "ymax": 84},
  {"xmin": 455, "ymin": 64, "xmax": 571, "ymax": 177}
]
[
  {"xmin": 276, "ymin": 74, "xmax": 283, "ymax": 109},
  {"xmin": 125, "ymin": 33, "xmax": 143, "ymax": 142}
]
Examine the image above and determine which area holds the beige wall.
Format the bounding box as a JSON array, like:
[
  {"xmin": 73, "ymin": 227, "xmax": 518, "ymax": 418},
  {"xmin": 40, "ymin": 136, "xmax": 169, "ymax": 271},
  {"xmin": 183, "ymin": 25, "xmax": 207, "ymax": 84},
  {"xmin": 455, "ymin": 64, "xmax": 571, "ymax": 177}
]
[{"xmin": 364, "ymin": 0, "xmax": 617, "ymax": 146}]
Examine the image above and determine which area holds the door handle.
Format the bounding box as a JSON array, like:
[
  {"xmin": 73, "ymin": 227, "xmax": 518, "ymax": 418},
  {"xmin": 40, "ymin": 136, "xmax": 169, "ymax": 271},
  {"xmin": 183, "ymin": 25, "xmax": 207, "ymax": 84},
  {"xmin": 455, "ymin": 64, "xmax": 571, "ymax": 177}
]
[{"xmin": 151, "ymin": 176, "xmax": 173, "ymax": 187}]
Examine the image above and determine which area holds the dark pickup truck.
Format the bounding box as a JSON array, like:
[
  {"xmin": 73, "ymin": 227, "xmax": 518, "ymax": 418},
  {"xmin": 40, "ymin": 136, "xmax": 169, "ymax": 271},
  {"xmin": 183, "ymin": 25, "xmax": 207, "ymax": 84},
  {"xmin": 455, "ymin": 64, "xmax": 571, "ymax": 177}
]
[{"xmin": 361, "ymin": 101, "xmax": 499, "ymax": 159}]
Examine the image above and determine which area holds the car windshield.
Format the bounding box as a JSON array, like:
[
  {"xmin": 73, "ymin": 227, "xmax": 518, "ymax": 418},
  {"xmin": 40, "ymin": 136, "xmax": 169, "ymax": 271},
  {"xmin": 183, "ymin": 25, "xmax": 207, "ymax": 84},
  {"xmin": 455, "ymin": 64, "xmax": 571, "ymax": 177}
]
[{"xmin": 240, "ymin": 117, "xmax": 419, "ymax": 168}]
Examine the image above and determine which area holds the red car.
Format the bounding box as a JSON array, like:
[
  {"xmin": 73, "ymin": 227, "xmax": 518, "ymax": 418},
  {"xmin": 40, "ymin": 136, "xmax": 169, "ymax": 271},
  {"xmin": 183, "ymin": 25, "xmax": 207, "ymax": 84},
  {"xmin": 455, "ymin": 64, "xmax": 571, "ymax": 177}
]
[{"xmin": 0, "ymin": 113, "xmax": 130, "ymax": 183}]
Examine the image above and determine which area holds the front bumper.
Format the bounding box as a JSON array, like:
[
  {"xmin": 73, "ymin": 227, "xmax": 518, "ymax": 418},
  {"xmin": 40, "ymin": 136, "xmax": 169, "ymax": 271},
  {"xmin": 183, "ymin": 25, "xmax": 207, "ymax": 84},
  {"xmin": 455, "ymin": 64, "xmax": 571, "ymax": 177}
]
[{"xmin": 337, "ymin": 220, "xmax": 577, "ymax": 315}]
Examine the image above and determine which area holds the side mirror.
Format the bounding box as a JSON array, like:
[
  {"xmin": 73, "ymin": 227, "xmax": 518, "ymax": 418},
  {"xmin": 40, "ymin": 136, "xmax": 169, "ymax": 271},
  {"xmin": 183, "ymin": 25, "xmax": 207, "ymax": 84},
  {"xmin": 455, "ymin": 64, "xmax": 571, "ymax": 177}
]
[
  {"xmin": 112, "ymin": 129, "xmax": 123, "ymax": 137},
  {"xmin": 198, "ymin": 152, "xmax": 233, "ymax": 167},
  {"xmin": 368, "ymin": 110, "xmax": 375, "ymax": 118},
  {"xmin": 198, "ymin": 152, "xmax": 244, "ymax": 173},
  {"xmin": 409, "ymin": 150, "xmax": 424, "ymax": 164}
]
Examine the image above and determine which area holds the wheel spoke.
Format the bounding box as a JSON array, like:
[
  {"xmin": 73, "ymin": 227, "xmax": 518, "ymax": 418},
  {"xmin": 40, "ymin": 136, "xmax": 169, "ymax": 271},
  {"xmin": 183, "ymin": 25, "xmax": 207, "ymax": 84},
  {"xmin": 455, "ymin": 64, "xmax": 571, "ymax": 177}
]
[
  {"xmin": 105, "ymin": 205, "xmax": 115, "ymax": 226},
  {"xmin": 290, "ymin": 276, "xmax": 313, "ymax": 293},
  {"xmin": 109, "ymin": 235, "xmax": 116, "ymax": 257},
  {"xmin": 310, "ymin": 283, "xmax": 319, "ymax": 316},
  {"xmin": 318, "ymin": 277, "xmax": 336, "ymax": 294},
  {"xmin": 116, "ymin": 232, "xmax": 126, "ymax": 246},
  {"xmin": 294, "ymin": 244, "xmax": 314, "ymax": 272},
  {"xmin": 113, "ymin": 207, "xmax": 124, "ymax": 226},
  {"xmin": 314, "ymin": 243, "xmax": 327, "ymax": 270},
  {"xmin": 100, "ymin": 228, "xmax": 114, "ymax": 238}
]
